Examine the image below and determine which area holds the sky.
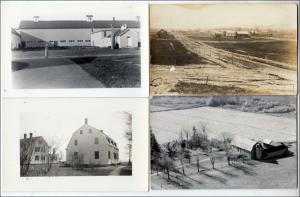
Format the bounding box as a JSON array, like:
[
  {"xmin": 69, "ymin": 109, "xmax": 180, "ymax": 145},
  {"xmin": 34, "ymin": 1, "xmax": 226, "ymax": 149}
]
[
  {"xmin": 20, "ymin": 111, "xmax": 131, "ymax": 162},
  {"xmin": 150, "ymin": 4, "xmax": 297, "ymax": 30},
  {"xmin": 2, "ymin": 1, "xmax": 142, "ymax": 28}
]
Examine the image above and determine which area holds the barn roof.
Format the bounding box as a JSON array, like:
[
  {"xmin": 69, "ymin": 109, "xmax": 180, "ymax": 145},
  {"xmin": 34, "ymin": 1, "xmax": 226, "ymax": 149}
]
[
  {"xmin": 11, "ymin": 28, "xmax": 20, "ymax": 36},
  {"xmin": 19, "ymin": 20, "xmax": 140, "ymax": 29},
  {"xmin": 231, "ymin": 136, "xmax": 257, "ymax": 152}
]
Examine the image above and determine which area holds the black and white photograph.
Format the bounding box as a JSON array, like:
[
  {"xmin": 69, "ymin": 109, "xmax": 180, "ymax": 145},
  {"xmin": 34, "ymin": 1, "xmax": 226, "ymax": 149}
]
[
  {"xmin": 20, "ymin": 114, "xmax": 132, "ymax": 177},
  {"xmin": 150, "ymin": 96, "xmax": 297, "ymax": 189},
  {"xmin": 150, "ymin": 4, "xmax": 297, "ymax": 96},
  {"xmin": 6, "ymin": 2, "xmax": 145, "ymax": 89},
  {"xmin": 2, "ymin": 98, "xmax": 148, "ymax": 192}
]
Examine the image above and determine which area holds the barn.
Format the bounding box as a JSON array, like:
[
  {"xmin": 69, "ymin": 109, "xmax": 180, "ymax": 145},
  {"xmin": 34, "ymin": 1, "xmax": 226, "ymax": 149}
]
[
  {"xmin": 231, "ymin": 136, "xmax": 289, "ymax": 160},
  {"xmin": 66, "ymin": 118, "xmax": 119, "ymax": 166},
  {"xmin": 15, "ymin": 19, "xmax": 140, "ymax": 48}
]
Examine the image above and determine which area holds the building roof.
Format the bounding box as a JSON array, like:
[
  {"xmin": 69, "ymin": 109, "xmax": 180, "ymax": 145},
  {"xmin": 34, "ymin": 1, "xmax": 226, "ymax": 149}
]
[
  {"xmin": 20, "ymin": 136, "xmax": 49, "ymax": 148},
  {"xmin": 115, "ymin": 28, "xmax": 130, "ymax": 36},
  {"xmin": 231, "ymin": 136, "xmax": 257, "ymax": 152},
  {"xmin": 19, "ymin": 20, "xmax": 140, "ymax": 29},
  {"xmin": 11, "ymin": 28, "xmax": 20, "ymax": 36}
]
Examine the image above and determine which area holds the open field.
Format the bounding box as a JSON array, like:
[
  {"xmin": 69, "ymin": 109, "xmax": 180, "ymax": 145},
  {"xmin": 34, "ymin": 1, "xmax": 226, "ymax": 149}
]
[
  {"xmin": 24, "ymin": 163, "xmax": 132, "ymax": 176},
  {"xmin": 11, "ymin": 47, "xmax": 140, "ymax": 88},
  {"xmin": 151, "ymin": 143, "xmax": 297, "ymax": 189},
  {"xmin": 150, "ymin": 31, "xmax": 297, "ymax": 95},
  {"xmin": 202, "ymin": 40, "xmax": 297, "ymax": 65},
  {"xmin": 150, "ymin": 106, "xmax": 296, "ymax": 144}
]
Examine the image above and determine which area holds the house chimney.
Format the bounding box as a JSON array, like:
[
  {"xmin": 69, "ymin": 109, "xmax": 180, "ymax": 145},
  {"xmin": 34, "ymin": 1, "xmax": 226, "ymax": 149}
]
[
  {"xmin": 24, "ymin": 134, "xmax": 27, "ymax": 139},
  {"xmin": 29, "ymin": 133, "xmax": 33, "ymax": 138},
  {"xmin": 85, "ymin": 118, "xmax": 88, "ymax": 125}
]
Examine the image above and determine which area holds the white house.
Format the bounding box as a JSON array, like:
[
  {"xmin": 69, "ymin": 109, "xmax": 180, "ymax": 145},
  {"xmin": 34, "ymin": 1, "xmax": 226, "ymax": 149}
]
[
  {"xmin": 20, "ymin": 133, "xmax": 59, "ymax": 165},
  {"xmin": 90, "ymin": 24, "xmax": 140, "ymax": 48},
  {"xmin": 15, "ymin": 19, "xmax": 140, "ymax": 48},
  {"xmin": 66, "ymin": 118, "xmax": 119, "ymax": 166},
  {"xmin": 11, "ymin": 28, "xmax": 21, "ymax": 49}
]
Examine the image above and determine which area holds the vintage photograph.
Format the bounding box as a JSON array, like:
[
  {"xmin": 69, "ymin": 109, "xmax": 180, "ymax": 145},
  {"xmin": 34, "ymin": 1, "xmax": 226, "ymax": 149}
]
[
  {"xmin": 20, "ymin": 113, "xmax": 132, "ymax": 177},
  {"xmin": 9, "ymin": 3, "xmax": 142, "ymax": 89},
  {"xmin": 150, "ymin": 4, "xmax": 297, "ymax": 95},
  {"xmin": 150, "ymin": 96, "xmax": 297, "ymax": 189}
]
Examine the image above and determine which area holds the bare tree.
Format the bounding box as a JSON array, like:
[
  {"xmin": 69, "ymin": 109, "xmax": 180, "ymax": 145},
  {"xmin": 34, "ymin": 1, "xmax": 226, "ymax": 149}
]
[
  {"xmin": 20, "ymin": 139, "xmax": 35, "ymax": 176},
  {"xmin": 160, "ymin": 151, "xmax": 174, "ymax": 180},
  {"xmin": 123, "ymin": 112, "xmax": 132, "ymax": 165},
  {"xmin": 43, "ymin": 136, "xmax": 65, "ymax": 173}
]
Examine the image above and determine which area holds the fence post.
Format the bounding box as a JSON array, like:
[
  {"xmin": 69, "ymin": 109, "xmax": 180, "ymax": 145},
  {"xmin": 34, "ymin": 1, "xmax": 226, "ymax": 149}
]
[{"xmin": 232, "ymin": 52, "xmax": 234, "ymax": 64}]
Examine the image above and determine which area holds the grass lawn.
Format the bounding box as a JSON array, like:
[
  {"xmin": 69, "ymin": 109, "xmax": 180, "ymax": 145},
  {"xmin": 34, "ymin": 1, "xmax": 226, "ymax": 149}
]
[{"xmin": 23, "ymin": 163, "xmax": 132, "ymax": 176}]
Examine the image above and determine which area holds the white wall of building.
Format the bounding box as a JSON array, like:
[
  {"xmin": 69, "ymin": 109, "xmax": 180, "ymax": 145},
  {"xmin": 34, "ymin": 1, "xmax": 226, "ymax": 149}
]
[
  {"xmin": 66, "ymin": 123, "xmax": 119, "ymax": 165},
  {"xmin": 117, "ymin": 29, "xmax": 140, "ymax": 48},
  {"xmin": 11, "ymin": 33, "xmax": 21, "ymax": 49}
]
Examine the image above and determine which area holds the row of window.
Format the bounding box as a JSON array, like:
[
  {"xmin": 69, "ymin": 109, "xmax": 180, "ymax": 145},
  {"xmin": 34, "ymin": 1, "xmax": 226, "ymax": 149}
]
[
  {"xmin": 34, "ymin": 155, "xmax": 58, "ymax": 161},
  {"xmin": 74, "ymin": 151, "xmax": 118, "ymax": 160},
  {"xmin": 26, "ymin": 40, "xmax": 91, "ymax": 44},
  {"xmin": 74, "ymin": 137, "xmax": 99, "ymax": 145},
  {"xmin": 79, "ymin": 129, "xmax": 93, "ymax": 135},
  {"xmin": 49, "ymin": 40, "xmax": 91, "ymax": 43}
]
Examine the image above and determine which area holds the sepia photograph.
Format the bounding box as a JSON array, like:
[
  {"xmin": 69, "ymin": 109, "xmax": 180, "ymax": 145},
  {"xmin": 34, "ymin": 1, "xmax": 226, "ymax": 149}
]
[
  {"xmin": 150, "ymin": 96, "xmax": 297, "ymax": 189},
  {"xmin": 150, "ymin": 4, "xmax": 297, "ymax": 96},
  {"xmin": 7, "ymin": 2, "xmax": 142, "ymax": 89},
  {"xmin": 20, "ymin": 114, "xmax": 132, "ymax": 177}
]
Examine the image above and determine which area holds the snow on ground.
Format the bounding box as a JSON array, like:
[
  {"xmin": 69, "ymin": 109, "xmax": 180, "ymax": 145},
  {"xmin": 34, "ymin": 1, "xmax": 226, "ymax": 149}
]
[{"xmin": 150, "ymin": 106, "xmax": 296, "ymax": 144}]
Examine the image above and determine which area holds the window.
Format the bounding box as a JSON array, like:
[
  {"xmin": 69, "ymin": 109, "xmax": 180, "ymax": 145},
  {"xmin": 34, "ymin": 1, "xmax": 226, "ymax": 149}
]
[
  {"xmin": 35, "ymin": 147, "xmax": 40, "ymax": 152},
  {"xmin": 77, "ymin": 40, "xmax": 83, "ymax": 42},
  {"xmin": 41, "ymin": 147, "xmax": 45, "ymax": 152},
  {"xmin": 80, "ymin": 130, "xmax": 83, "ymax": 134},
  {"xmin": 60, "ymin": 40, "xmax": 66, "ymax": 43},
  {"xmin": 85, "ymin": 40, "xmax": 91, "ymax": 42},
  {"xmin": 74, "ymin": 139, "xmax": 78, "ymax": 145},
  {"xmin": 35, "ymin": 155, "xmax": 39, "ymax": 161},
  {"xmin": 95, "ymin": 137, "xmax": 99, "ymax": 144},
  {"xmin": 69, "ymin": 40, "xmax": 74, "ymax": 43},
  {"xmin": 74, "ymin": 152, "xmax": 78, "ymax": 159},
  {"xmin": 89, "ymin": 129, "xmax": 92, "ymax": 134},
  {"xmin": 95, "ymin": 151, "xmax": 99, "ymax": 159},
  {"xmin": 114, "ymin": 153, "xmax": 118, "ymax": 159},
  {"xmin": 38, "ymin": 41, "xmax": 44, "ymax": 43},
  {"xmin": 41, "ymin": 155, "xmax": 45, "ymax": 161},
  {"xmin": 108, "ymin": 151, "xmax": 111, "ymax": 159}
]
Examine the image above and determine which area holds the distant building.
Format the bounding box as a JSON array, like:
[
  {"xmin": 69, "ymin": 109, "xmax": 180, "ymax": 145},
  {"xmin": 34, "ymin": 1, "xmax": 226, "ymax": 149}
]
[
  {"xmin": 231, "ymin": 136, "xmax": 289, "ymax": 160},
  {"xmin": 236, "ymin": 31, "xmax": 250, "ymax": 39},
  {"xmin": 156, "ymin": 29, "xmax": 168, "ymax": 39},
  {"xmin": 66, "ymin": 118, "xmax": 119, "ymax": 166},
  {"xmin": 11, "ymin": 28, "xmax": 21, "ymax": 49},
  {"xmin": 20, "ymin": 133, "xmax": 59, "ymax": 166},
  {"xmin": 15, "ymin": 19, "xmax": 140, "ymax": 48}
]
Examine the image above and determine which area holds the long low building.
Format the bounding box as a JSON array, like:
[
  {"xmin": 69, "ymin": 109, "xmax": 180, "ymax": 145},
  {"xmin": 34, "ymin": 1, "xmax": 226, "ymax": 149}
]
[{"xmin": 14, "ymin": 19, "xmax": 140, "ymax": 48}]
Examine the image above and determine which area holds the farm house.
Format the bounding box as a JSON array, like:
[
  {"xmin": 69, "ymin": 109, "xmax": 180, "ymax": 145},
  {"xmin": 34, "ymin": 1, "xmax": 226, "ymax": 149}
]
[
  {"xmin": 90, "ymin": 24, "xmax": 140, "ymax": 48},
  {"xmin": 66, "ymin": 118, "xmax": 119, "ymax": 166},
  {"xmin": 231, "ymin": 136, "xmax": 289, "ymax": 160},
  {"xmin": 14, "ymin": 18, "xmax": 140, "ymax": 48},
  {"xmin": 20, "ymin": 133, "xmax": 59, "ymax": 166}
]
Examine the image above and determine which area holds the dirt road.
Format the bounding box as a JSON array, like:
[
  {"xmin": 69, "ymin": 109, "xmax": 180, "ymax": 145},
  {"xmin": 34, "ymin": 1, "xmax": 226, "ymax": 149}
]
[{"xmin": 150, "ymin": 32, "xmax": 297, "ymax": 95}]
